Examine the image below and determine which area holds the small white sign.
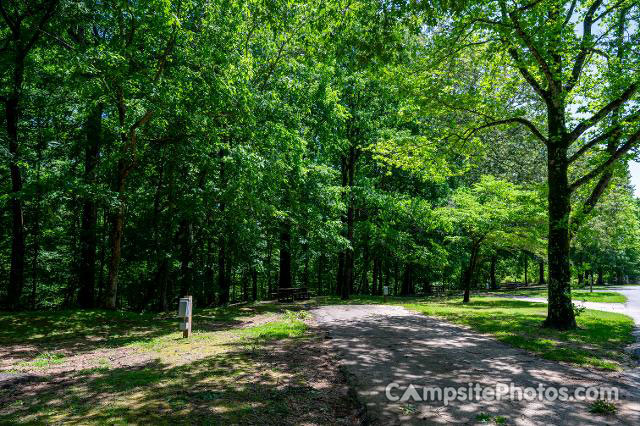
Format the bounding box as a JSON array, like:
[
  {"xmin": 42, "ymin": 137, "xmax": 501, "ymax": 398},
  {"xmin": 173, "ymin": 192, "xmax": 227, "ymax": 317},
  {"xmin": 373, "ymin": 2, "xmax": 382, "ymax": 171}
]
[
  {"xmin": 383, "ymin": 286, "xmax": 389, "ymax": 296},
  {"xmin": 178, "ymin": 298, "xmax": 191, "ymax": 317}
]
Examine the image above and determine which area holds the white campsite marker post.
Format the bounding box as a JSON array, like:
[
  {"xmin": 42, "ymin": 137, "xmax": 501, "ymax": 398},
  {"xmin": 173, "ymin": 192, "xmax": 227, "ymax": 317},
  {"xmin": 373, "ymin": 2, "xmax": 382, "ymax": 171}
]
[
  {"xmin": 178, "ymin": 296, "xmax": 192, "ymax": 338},
  {"xmin": 383, "ymin": 286, "xmax": 389, "ymax": 303}
]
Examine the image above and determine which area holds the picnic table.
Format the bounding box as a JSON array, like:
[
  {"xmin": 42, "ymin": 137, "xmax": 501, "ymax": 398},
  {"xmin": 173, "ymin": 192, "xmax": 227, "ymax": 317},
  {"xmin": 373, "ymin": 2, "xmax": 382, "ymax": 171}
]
[{"xmin": 273, "ymin": 287, "xmax": 310, "ymax": 302}]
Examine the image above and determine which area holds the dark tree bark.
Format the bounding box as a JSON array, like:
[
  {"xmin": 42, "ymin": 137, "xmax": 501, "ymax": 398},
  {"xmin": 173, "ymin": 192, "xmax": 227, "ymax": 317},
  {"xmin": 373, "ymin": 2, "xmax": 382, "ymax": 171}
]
[
  {"xmin": 490, "ymin": 255, "xmax": 498, "ymax": 290},
  {"xmin": 217, "ymin": 147, "xmax": 230, "ymax": 305},
  {"xmin": 266, "ymin": 238, "xmax": 273, "ymax": 298},
  {"xmin": 105, "ymin": 88, "xmax": 153, "ymax": 309},
  {"xmin": 462, "ymin": 242, "xmax": 480, "ymax": 303},
  {"xmin": 359, "ymin": 230, "xmax": 370, "ymax": 295},
  {"xmin": 372, "ymin": 256, "xmax": 379, "ymax": 295},
  {"xmin": 97, "ymin": 210, "xmax": 108, "ymax": 305},
  {"xmin": 401, "ymin": 263, "xmax": 414, "ymax": 296},
  {"xmin": 178, "ymin": 219, "xmax": 193, "ymax": 296},
  {"xmin": 538, "ymin": 259, "xmax": 545, "ymax": 285},
  {"xmin": 523, "ymin": 253, "xmax": 528, "ymax": 286},
  {"xmin": 317, "ymin": 254, "xmax": 325, "ymax": 296},
  {"xmin": 218, "ymin": 243, "xmax": 229, "ymax": 304},
  {"xmin": 2, "ymin": 0, "xmax": 58, "ymax": 309},
  {"xmin": 336, "ymin": 252, "xmax": 345, "ymax": 296},
  {"xmin": 5, "ymin": 43, "xmax": 26, "ymax": 311},
  {"xmin": 204, "ymin": 239, "xmax": 215, "ymax": 305},
  {"xmin": 30, "ymin": 126, "xmax": 45, "ymax": 309},
  {"xmin": 278, "ymin": 220, "xmax": 292, "ymax": 289},
  {"xmin": 251, "ymin": 267, "xmax": 257, "ymax": 302},
  {"xmin": 544, "ymin": 128, "xmax": 576, "ymax": 329},
  {"xmin": 78, "ymin": 104, "xmax": 102, "ymax": 308},
  {"xmin": 343, "ymin": 147, "xmax": 356, "ymax": 299}
]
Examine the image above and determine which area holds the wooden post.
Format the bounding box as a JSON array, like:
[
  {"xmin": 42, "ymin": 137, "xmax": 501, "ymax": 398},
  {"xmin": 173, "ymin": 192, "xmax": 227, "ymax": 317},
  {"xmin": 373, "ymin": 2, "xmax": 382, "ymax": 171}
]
[{"xmin": 178, "ymin": 295, "xmax": 192, "ymax": 338}]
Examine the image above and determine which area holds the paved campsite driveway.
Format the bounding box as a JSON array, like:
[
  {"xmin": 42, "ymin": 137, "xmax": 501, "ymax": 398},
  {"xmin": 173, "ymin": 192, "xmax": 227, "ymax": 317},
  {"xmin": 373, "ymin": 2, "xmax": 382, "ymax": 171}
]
[{"xmin": 313, "ymin": 305, "xmax": 640, "ymax": 425}]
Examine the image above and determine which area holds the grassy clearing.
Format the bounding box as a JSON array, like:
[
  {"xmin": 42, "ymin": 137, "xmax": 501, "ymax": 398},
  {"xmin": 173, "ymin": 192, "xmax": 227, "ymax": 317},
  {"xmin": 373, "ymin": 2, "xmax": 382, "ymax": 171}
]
[
  {"xmin": 488, "ymin": 289, "xmax": 627, "ymax": 303},
  {"xmin": 0, "ymin": 306, "xmax": 353, "ymax": 425},
  {"xmin": 320, "ymin": 295, "xmax": 635, "ymax": 370},
  {"xmin": 404, "ymin": 297, "xmax": 635, "ymax": 370}
]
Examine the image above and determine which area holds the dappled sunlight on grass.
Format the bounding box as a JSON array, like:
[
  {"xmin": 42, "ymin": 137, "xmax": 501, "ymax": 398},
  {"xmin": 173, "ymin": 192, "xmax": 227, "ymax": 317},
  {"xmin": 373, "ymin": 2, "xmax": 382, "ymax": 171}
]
[
  {"xmin": 403, "ymin": 297, "xmax": 635, "ymax": 370},
  {"xmin": 486, "ymin": 289, "xmax": 627, "ymax": 303},
  {"xmin": 0, "ymin": 305, "xmax": 354, "ymax": 424}
]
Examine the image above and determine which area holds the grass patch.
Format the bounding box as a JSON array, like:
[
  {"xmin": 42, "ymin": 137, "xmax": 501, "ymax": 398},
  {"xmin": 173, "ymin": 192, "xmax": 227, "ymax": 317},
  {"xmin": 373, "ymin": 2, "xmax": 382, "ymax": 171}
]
[
  {"xmin": 490, "ymin": 289, "xmax": 626, "ymax": 303},
  {"xmin": 404, "ymin": 297, "xmax": 634, "ymax": 370},
  {"xmin": 589, "ymin": 399, "xmax": 617, "ymax": 415},
  {"xmin": 0, "ymin": 305, "xmax": 350, "ymax": 425},
  {"xmin": 17, "ymin": 352, "xmax": 65, "ymax": 369},
  {"xmin": 240, "ymin": 319, "xmax": 307, "ymax": 341}
]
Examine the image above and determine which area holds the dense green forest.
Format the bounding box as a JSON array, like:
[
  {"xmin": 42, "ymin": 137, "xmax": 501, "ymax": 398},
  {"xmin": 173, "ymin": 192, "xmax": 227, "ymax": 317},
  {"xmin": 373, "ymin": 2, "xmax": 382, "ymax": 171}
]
[{"xmin": 1, "ymin": 0, "xmax": 639, "ymax": 330}]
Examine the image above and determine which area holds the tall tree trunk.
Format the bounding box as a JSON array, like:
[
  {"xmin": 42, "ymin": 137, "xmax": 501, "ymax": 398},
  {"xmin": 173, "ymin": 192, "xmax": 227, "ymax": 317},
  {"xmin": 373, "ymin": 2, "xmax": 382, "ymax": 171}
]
[
  {"xmin": 217, "ymin": 147, "xmax": 230, "ymax": 304},
  {"xmin": 462, "ymin": 242, "xmax": 480, "ymax": 303},
  {"xmin": 360, "ymin": 230, "xmax": 370, "ymax": 295},
  {"xmin": 78, "ymin": 104, "xmax": 102, "ymax": 308},
  {"xmin": 6, "ymin": 53, "xmax": 26, "ymax": 310},
  {"xmin": 538, "ymin": 259, "xmax": 545, "ymax": 285},
  {"xmin": 97, "ymin": 210, "xmax": 108, "ymax": 305},
  {"xmin": 524, "ymin": 253, "xmax": 528, "ymax": 286},
  {"xmin": 342, "ymin": 147, "xmax": 356, "ymax": 300},
  {"xmin": 266, "ymin": 238, "xmax": 273, "ymax": 298},
  {"xmin": 204, "ymin": 239, "xmax": 215, "ymax": 305},
  {"xmin": 544, "ymin": 116, "xmax": 576, "ymax": 329},
  {"xmin": 30, "ymin": 126, "xmax": 45, "ymax": 309},
  {"xmin": 372, "ymin": 256, "xmax": 379, "ymax": 295},
  {"xmin": 179, "ymin": 219, "xmax": 193, "ymax": 296},
  {"xmin": 490, "ymin": 255, "xmax": 497, "ymax": 290},
  {"xmin": 336, "ymin": 252, "xmax": 344, "ymax": 296},
  {"xmin": 317, "ymin": 254, "xmax": 324, "ymax": 296},
  {"xmin": 401, "ymin": 263, "xmax": 414, "ymax": 296},
  {"xmin": 278, "ymin": 220, "xmax": 292, "ymax": 289},
  {"xmin": 218, "ymin": 243, "xmax": 228, "ymax": 304},
  {"xmin": 105, "ymin": 90, "xmax": 152, "ymax": 309},
  {"xmin": 251, "ymin": 267, "xmax": 257, "ymax": 302},
  {"xmin": 106, "ymin": 170, "xmax": 126, "ymax": 309}
]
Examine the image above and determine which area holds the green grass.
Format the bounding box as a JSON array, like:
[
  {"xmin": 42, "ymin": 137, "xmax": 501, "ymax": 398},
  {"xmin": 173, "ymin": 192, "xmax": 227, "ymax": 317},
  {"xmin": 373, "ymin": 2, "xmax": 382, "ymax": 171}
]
[
  {"xmin": 403, "ymin": 297, "xmax": 634, "ymax": 370},
  {"xmin": 0, "ymin": 305, "xmax": 347, "ymax": 425},
  {"xmin": 590, "ymin": 399, "xmax": 617, "ymax": 415},
  {"xmin": 487, "ymin": 289, "xmax": 627, "ymax": 303},
  {"xmin": 240, "ymin": 319, "xmax": 307, "ymax": 340},
  {"xmin": 17, "ymin": 352, "xmax": 65, "ymax": 369}
]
